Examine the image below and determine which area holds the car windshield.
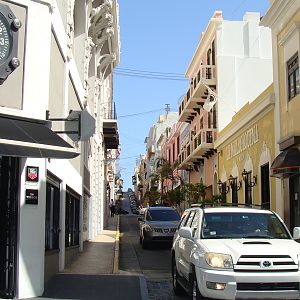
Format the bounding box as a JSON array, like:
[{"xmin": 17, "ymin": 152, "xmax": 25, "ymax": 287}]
[
  {"xmin": 146, "ymin": 209, "xmax": 180, "ymax": 221},
  {"xmin": 202, "ymin": 212, "xmax": 290, "ymax": 239}
]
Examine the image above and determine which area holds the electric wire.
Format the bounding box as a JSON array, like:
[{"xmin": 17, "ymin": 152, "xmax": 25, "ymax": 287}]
[
  {"xmin": 114, "ymin": 71, "xmax": 188, "ymax": 81},
  {"xmin": 118, "ymin": 108, "xmax": 164, "ymax": 118},
  {"xmin": 115, "ymin": 67, "xmax": 185, "ymax": 76}
]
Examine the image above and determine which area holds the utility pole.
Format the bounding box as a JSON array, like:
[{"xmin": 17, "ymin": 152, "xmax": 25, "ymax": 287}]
[{"xmin": 165, "ymin": 104, "xmax": 170, "ymax": 115}]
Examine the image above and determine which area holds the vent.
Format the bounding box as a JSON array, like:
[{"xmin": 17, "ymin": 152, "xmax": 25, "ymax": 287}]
[{"xmin": 237, "ymin": 282, "xmax": 299, "ymax": 291}]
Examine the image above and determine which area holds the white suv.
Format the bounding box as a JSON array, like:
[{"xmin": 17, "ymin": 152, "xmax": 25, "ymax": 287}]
[{"xmin": 171, "ymin": 206, "xmax": 300, "ymax": 299}]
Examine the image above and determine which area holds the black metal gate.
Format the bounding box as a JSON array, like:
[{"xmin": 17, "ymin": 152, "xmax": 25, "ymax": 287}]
[{"xmin": 0, "ymin": 156, "xmax": 19, "ymax": 298}]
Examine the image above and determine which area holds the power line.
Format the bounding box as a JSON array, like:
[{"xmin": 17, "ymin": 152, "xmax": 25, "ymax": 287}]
[
  {"xmin": 118, "ymin": 108, "xmax": 164, "ymax": 118},
  {"xmin": 114, "ymin": 71, "xmax": 188, "ymax": 81},
  {"xmin": 115, "ymin": 67, "xmax": 185, "ymax": 76}
]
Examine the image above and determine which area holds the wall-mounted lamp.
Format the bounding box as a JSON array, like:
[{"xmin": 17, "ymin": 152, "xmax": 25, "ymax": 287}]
[
  {"xmin": 228, "ymin": 174, "xmax": 242, "ymax": 191},
  {"xmin": 217, "ymin": 179, "xmax": 230, "ymax": 194},
  {"xmin": 241, "ymin": 169, "xmax": 257, "ymax": 187}
]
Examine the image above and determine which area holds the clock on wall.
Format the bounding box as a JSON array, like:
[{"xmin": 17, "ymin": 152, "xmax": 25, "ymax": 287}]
[{"xmin": 0, "ymin": 3, "xmax": 21, "ymax": 84}]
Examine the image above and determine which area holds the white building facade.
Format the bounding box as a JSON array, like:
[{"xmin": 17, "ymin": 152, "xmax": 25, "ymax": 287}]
[{"xmin": 0, "ymin": 0, "xmax": 120, "ymax": 299}]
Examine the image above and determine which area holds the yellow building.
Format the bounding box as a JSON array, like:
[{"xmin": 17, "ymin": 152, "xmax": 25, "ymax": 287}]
[
  {"xmin": 262, "ymin": 1, "xmax": 300, "ymax": 229},
  {"xmin": 215, "ymin": 85, "xmax": 276, "ymax": 210}
]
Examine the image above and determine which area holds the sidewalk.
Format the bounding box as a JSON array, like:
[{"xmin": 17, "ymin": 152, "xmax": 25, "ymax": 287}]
[
  {"xmin": 63, "ymin": 215, "xmax": 119, "ymax": 275},
  {"xmin": 31, "ymin": 215, "xmax": 148, "ymax": 300}
]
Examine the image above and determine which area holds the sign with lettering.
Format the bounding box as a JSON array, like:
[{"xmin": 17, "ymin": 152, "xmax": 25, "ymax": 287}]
[
  {"xmin": 226, "ymin": 124, "xmax": 259, "ymax": 160},
  {"xmin": 25, "ymin": 189, "xmax": 38, "ymax": 205}
]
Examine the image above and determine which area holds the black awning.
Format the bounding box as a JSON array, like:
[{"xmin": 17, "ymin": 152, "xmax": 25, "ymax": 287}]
[
  {"xmin": 0, "ymin": 115, "xmax": 79, "ymax": 159},
  {"xmin": 270, "ymin": 147, "xmax": 300, "ymax": 178}
]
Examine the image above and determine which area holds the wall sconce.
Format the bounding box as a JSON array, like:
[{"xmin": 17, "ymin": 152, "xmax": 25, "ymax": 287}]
[
  {"xmin": 217, "ymin": 179, "xmax": 229, "ymax": 194},
  {"xmin": 228, "ymin": 174, "xmax": 242, "ymax": 191},
  {"xmin": 241, "ymin": 169, "xmax": 257, "ymax": 187}
]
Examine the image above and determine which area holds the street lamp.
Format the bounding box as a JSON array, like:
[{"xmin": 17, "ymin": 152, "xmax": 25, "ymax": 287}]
[
  {"xmin": 217, "ymin": 179, "xmax": 230, "ymax": 195},
  {"xmin": 228, "ymin": 175, "xmax": 242, "ymax": 191},
  {"xmin": 241, "ymin": 169, "xmax": 257, "ymax": 187}
]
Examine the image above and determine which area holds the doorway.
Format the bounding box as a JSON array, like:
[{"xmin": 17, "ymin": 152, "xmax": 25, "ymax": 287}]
[
  {"xmin": 290, "ymin": 175, "xmax": 300, "ymax": 230},
  {"xmin": 0, "ymin": 156, "xmax": 19, "ymax": 298}
]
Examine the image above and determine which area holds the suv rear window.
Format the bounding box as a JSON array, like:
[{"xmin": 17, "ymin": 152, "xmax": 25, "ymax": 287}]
[
  {"xmin": 202, "ymin": 212, "xmax": 290, "ymax": 239},
  {"xmin": 146, "ymin": 209, "xmax": 180, "ymax": 221}
]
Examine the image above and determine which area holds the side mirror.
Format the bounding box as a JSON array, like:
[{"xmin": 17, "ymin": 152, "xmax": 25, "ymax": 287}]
[
  {"xmin": 178, "ymin": 227, "xmax": 192, "ymax": 239},
  {"xmin": 293, "ymin": 227, "xmax": 300, "ymax": 239}
]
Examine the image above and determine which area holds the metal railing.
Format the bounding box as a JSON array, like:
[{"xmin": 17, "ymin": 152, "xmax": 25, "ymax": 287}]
[
  {"xmin": 102, "ymin": 102, "xmax": 117, "ymax": 120},
  {"xmin": 179, "ymin": 65, "xmax": 216, "ymax": 115}
]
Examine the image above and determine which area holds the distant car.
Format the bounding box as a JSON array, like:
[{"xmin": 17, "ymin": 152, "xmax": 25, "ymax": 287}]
[{"xmin": 138, "ymin": 206, "xmax": 180, "ymax": 249}]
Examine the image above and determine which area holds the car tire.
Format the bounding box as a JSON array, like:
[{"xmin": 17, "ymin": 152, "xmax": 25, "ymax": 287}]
[
  {"xmin": 172, "ymin": 257, "xmax": 184, "ymax": 295},
  {"xmin": 190, "ymin": 270, "xmax": 204, "ymax": 300},
  {"xmin": 141, "ymin": 232, "xmax": 148, "ymax": 249}
]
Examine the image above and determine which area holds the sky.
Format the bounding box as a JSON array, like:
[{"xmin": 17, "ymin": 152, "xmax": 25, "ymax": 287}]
[{"xmin": 114, "ymin": 0, "xmax": 269, "ymax": 190}]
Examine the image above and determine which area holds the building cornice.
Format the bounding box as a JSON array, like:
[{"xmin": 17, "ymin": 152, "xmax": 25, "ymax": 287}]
[
  {"xmin": 278, "ymin": 22, "xmax": 300, "ymax": 46},
  {"xmin": 260, "ymin": 0, "xmax": 298, "ymax": 30}
]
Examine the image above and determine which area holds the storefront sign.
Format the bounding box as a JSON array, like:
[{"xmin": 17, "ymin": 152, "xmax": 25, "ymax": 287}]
[
  {"xmin": 26, "ymin": 166, "xmax": 39, "ymax": 182},
  {"xmin": 25, "ymin": 189, "xmax": 38, "ymax": 205},
  {"xmin": 226, "ymin": 124, "xmax": 259, "ymax": 160}
]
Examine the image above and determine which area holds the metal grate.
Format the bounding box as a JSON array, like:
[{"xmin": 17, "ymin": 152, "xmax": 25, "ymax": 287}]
[{"xmin": 235, "ymin": 255, "xmax": 298, "ymax": 272}]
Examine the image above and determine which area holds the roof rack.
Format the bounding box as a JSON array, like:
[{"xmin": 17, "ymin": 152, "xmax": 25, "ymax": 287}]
[{"xmin": 190, "ymin": 202, "xmax": 264, "ymax": 209}]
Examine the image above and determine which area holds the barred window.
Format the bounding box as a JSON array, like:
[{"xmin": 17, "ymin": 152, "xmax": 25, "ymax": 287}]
[{"xmin": 287, "ymin": 52, "xmax": 299, "ymax": 100}]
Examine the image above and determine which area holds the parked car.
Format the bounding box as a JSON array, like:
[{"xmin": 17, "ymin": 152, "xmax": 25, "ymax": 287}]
[
  {"xmin": 172, "ymin": 205, "xmax": 300, "ymax": 300},
  {"xmin": 138, "ymin": 206, "xmax": 180, "ymax": 249}
]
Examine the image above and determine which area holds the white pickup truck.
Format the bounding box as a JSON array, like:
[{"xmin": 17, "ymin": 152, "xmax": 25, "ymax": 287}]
[{"xmin": 171, "ymin": 206, "xmax": 300, "ymax": 300}]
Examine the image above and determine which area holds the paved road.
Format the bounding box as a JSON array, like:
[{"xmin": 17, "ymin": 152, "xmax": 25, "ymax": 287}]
[{"xmin": 119, "ymin": 194, "xmax": 189, "ymax": 300}]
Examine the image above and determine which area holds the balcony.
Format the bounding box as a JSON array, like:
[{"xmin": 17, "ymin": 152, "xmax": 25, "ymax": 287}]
[
  {"xmin": 102, "ymin": 102, "xmax": 119, "ymax": 149},
  {"xmin": 178, "ymin": 128, "xmax": 217, "ymax": 169},
  {"xmin": 178, "ymin": 65, "xmax": 216, "ymax": 123}
]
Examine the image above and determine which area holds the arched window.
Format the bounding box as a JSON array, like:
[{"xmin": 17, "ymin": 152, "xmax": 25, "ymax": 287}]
[{"xmin": 212, "ymin": 41, "xmax": 215, "ymax": 65}]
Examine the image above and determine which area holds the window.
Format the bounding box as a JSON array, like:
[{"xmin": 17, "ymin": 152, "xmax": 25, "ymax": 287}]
[
  {"xmin": 287, "ymin": 52, "xmax": 299, "ymax": 100},
  {"xmin": 65, "ymin": 189, "xmax": 80, "ymax": 247},
  {"xmin": 186, "ymin": 211, "xmax": 196, "ymax": 227},
  {"xmin": 202, "ymin": 212, "xmax": 290, "ymax": 239},
  {"xmin": 200, "ymin": 117, "xmax": 203, "ymax": 129},
  {"xmin": 178, "ymin": 211, "xmax": 189, "ymax": 229},
  {"xmin": 172, "ymin": 142, "xmax": 175, "ymax": 163},
  {"xmin": 212, "ymin": 41, "xmax": 215, "ymax": 65},
  {"xmin": 261, "ymin": 164, "xmax": 270, "ymax": 209},
  {"xmin": 190, "ymin": 211, "xmax": 199, "ymax": 237},
  {"xmin": 146, "ymin": 209, "xmax": 180, "ymax": 221},
  {"xmin": 45, "ymin": 175, "xmax": 60, "ymax": 251}
]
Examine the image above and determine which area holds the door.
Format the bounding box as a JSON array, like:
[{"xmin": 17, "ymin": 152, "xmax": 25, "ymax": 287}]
[
  {"xmin": 179, "ymin": 211, "xmax": 195, "ymax": 279},
  {"xmin": 0, "ymin": 156, "xmax": 19, "ymax": 298},
  {"xmin": 290, "ymin": 175, "xmax": 300, "ymax": 230}
]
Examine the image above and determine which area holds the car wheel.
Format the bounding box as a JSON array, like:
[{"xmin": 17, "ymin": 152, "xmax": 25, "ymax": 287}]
[
  {"xmin": 172, "ymin": 257, "xmax": 184, "ymax": 295},
  {"xmin": 141, "ymin": 232, "xmax": 148, "ymax": 249},
  {"xmin": 190, "ymin": 270, "xmax": 204, "ymax": 300}
]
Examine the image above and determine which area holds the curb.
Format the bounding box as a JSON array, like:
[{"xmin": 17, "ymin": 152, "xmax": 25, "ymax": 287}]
[
  {"xmin": 139, "ymin": 275, "xmax": 150, "ymax": 300},
  {"xmin": 113, "ymin": 214, "xmax": 120, "ymax": 274}
]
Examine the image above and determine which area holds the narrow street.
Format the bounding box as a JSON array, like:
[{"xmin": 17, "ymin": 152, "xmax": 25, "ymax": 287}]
[{"xmin": 119, "ymin": 195, "xmax": 188, "ymax": 300}]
